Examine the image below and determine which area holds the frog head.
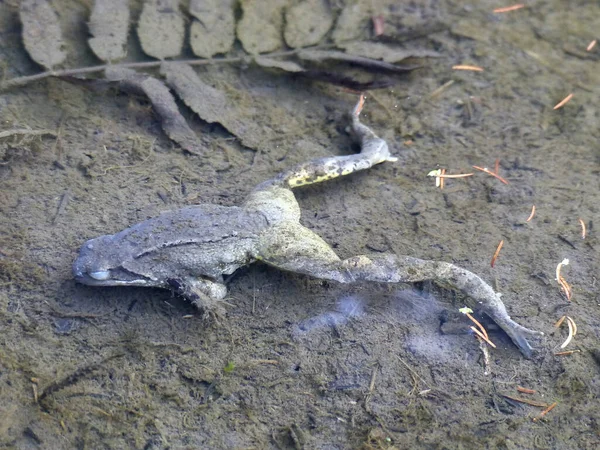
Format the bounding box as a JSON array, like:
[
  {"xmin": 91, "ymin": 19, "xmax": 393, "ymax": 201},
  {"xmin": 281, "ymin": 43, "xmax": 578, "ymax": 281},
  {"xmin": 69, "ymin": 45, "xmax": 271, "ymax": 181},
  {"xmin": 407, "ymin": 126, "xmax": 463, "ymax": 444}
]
[{"xmin": 72, "ymin": 233, "xmax": 161, "ymax": 288}]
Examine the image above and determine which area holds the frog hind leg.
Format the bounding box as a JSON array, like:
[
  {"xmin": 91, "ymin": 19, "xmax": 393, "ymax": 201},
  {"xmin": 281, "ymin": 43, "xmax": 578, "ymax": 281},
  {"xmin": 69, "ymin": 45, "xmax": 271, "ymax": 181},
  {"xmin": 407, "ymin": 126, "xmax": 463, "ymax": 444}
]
[
  {"xmin": 252, "ymin": 95, "xmax": 397, "ymax": 194},
  {"xmin": 166, "ymin": 277, "xmax": 227, "ymax": 318},
  {"xmin": 258, "ymin": 231, "xmax": 542, "ymax": 357}
]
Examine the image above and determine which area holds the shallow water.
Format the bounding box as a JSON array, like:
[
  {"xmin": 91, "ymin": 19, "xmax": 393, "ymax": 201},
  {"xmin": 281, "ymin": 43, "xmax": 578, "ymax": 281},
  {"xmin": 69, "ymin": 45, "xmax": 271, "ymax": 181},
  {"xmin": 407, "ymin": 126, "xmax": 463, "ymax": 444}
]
[{"xmin": 1, "ymin": 0, "xmax": 599, "ymax": 448}]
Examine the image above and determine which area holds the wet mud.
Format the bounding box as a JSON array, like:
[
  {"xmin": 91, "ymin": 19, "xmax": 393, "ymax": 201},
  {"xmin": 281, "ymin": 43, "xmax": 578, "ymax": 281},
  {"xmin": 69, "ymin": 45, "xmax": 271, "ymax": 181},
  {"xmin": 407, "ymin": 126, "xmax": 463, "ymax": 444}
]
[{"xmin": 1, "ymin": 0, "xmax": 599, "ymax": 448}]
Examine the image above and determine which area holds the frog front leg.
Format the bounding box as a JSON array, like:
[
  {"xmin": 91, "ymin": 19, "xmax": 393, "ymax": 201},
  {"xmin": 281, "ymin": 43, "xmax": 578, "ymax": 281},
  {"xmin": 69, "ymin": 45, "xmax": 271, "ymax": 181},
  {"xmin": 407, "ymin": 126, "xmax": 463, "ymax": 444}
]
[
  {"xmin": 166, "ymin": 277, "xmax": 227, "ymax": 318},
  {"xmin": 257, "ymin": 224, "xmax": 542, "ymax": 357}
]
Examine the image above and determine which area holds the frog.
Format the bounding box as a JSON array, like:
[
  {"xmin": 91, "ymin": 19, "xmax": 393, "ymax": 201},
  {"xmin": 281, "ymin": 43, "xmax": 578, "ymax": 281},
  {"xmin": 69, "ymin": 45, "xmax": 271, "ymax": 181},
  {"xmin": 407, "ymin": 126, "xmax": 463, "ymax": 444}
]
[{"xmin": 73, "ymin": 96, "xmax": 543, "ymax": 357}]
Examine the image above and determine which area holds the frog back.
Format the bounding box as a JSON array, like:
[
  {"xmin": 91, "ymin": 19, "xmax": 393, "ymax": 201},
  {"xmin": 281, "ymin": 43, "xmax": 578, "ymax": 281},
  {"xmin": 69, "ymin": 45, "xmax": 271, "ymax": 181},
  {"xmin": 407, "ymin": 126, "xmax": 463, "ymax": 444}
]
[{"xmin": 113, "ymin": 204, "xmax": 269, "ymax": 279}]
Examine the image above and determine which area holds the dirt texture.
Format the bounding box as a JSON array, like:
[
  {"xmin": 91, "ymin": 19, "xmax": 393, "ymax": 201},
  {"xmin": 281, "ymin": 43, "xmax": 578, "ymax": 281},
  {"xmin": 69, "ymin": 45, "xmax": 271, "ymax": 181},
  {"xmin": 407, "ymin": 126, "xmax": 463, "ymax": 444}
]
[{"xmin": 1, "ymin": 0, "xmax": 599, "ymax": 449}]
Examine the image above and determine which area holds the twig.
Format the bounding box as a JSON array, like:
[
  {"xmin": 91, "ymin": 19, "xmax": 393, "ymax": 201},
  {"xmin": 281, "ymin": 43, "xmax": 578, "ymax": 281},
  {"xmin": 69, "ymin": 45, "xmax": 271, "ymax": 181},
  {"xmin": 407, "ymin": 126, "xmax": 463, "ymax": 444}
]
[
  {"xmin": 501, "ymin": 394, "xmax": 549, "ymax": 408},
  {"xmin": 533, "ymin": 402, "xmax": 557, "ymax": 421},
  {"xmin": 491, "ymin": 240, "xmax": 504, "ymax": 268},
  {"xmin": 1, "ymin": 47, "xmax": 329, "ymax": 90},
  {"xmin": 0, "ymin": 129, "xmax": 57, "ymax": 139}
]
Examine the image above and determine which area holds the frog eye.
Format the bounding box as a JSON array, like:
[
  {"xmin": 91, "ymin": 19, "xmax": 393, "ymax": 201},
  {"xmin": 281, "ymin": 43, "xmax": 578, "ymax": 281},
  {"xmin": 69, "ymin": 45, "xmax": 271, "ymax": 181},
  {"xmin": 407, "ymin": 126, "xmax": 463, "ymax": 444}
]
[{"xmin": 89, "ymin": 270, "xmax": 111, "ymax": 281}]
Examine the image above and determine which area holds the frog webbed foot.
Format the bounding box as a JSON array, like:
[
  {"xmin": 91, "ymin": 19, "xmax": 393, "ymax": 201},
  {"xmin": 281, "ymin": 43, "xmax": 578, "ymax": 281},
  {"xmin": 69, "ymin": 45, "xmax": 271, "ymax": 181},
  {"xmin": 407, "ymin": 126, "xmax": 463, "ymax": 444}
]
[
  {"xmin": 166, "ymin": 277, "xmax": 228, "ymax": 320},
  {"xmin": 480, "ymin": 305, "xmax": 543, "ymax": 359}
]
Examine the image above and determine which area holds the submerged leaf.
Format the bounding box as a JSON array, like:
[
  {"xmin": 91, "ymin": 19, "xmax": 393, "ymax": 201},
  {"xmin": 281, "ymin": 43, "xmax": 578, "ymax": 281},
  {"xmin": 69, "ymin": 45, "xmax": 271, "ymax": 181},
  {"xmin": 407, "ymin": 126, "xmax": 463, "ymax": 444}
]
[
  {"xmin": 19, "ymin": 0, "xmax": 67, "ymax": 69},
  {"xmin": 137, "ymin": 0, "xmax": 185, "ymax": 59},
  {"xmin": 339, "ymin": 41, "xmax": 442, "ymax": 63},
  {"xmin": 284, "ymin": 0, "xmax": 333, "ymax": 48},
  {"xmin": 237, "ymin": 0, "xmax": 287, "ymax": 54},
  {"xmin": 88, "ymin": 0, "xmax": 130, "ymax": 62},
  {"xmin": 161, "ymin": 62, "xmax": 272, "ymax": 149},
  {"xmin": 105, "ymin": 67, "xmax": 203, "ymax": 155},
  {"xmin": 189, "ymin": 0, "xmax": 235, "ymax": 58},
  {"xmin": 253, "ymin": 56, "xmax": 305, "ymax": 73},
  {"xmin": 297, "ymin": 49, "xmax": 420, "ymax": 73}
]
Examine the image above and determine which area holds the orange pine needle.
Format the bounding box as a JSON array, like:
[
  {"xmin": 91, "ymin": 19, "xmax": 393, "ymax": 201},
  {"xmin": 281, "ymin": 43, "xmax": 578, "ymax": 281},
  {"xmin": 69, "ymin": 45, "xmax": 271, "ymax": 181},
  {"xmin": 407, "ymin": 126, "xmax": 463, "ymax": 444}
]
[
  {"xmin": 354, "ymin": 94, "xmax": 366, "ymax": 116},
  {"xmin": 437, "ymin": 173, "xmax": 474, "ymax": 178},
  {"xmin": 491, "ymin": 240, "xmax": 504, "ymax": 268},
  {"xmin": 472, "ymin": 165, "xmax": 509, "ymax": 184},
  {"xmin": 440, "ymin": 168, "xmax": 446, "ymax": 189},
  {"xmin": 554, "ymin": 350, "xmax": 581, "ymax": 356},
  {"xmin": 470, "ymin": 326, "xmax": 497, "ymax": 348},
  {"xmin": 578, "ymin": 218, "xmax": 586, "ymax": 239},
  {"xmin": 553, "ymin": 93, "xmax": 573, "ymax": 110},
  {"xmin": 553, "ymin": 315, "xmax": 566, "ymax": 329},
  {"xmin": 587, "ymin": 39, "xmax": 597, "ymax": 52},
  {"xmin": 526, "ymin": 205, "xmax": 536, "ymax": 222},
  {"xmin": 558, "ymin": 278, "xmax": 572, "ymax": 301},
  {"xmin": 452, "ymin": 65, "xmax": 484, "ymax": 72},
  {"xmin": 372, "ymin": 15, "xmax": 385, "ymax": 37},
  {"xmin": 517, "ymin": 386, "xmax": 536, "ymax": 394},
  {"xmin": 533, "ymin": 402, "xmax": 557, "ymax": 422},
  {"xmin": 493, "ymin": 4, "xmax": 525, "ymax": 13},
  {"xmin": 465, "ymin": 312, "xmax": 489, "ymax": 339}
]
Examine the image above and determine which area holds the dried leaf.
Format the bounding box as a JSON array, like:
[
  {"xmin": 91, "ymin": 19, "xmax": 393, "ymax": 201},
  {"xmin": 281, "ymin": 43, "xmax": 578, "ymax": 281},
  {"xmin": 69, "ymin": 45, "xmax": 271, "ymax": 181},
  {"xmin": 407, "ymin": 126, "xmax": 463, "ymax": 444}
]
[
  {"xmin": 284, "ymin": 0, "xmax": 333, "ymax": 48},
  {"xmin": 253, "ymin": 56, "xmax": 305, "ymax": 73},
  {"xmin": 161, "ymin": 62, "xmax": 272, "ymax": 149},
  {"xmin": 19, "ymin": 0, "xmax": 67, "ymax": 69},
  {"xmin": 88, "ymin": 0, "xmax": 130, "ymax": 62},
  {"xmin": 105, "ymin": 67, "xmax": 203, "ymax": 155},
  {"xmin": 189, "ymin": 0, "xmax": 235, "ymax": 58},
  {"xmin": 137, "ymin": 0, "xmax": 185, "ymax": 59},
  {"xmin": 297, "ymin": 49, "xmax": 420, "ymax": 73},
  {"xmin": 339, "ymin": 41, "xmax": 442, "ymax": 63},
  {"xmin": 237, "ymin": 0, "xmax": 287, "ymax": 54}
]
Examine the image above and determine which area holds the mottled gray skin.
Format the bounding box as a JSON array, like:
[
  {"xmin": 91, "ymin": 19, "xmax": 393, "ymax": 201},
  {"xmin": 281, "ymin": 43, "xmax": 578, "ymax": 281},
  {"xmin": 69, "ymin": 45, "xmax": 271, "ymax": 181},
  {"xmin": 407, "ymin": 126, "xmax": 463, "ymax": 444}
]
[{"xmin": 73, "ymin": 98, "xmax": 543, "ymax": 357}]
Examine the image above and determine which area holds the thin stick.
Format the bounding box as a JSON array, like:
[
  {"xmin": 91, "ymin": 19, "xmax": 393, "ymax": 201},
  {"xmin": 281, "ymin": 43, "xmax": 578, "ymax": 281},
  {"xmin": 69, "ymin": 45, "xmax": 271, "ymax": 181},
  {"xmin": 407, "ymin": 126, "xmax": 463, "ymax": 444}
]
[
  {"xmin": 501, "ymin": 394, "xmax": 549, "ymax": 408},
  {"xmin": 1, "ymin": 47, "xmax": 327, "ymax": 90},
  {"xmin": 526, "ymin": 205, "xmax": 536, "ymax": 222},
  {"xmin": 470, "ymin": 326, "xmax": 497, "ymax": 348},
  {"xmin": 493, "ymin": 4, "xmax": 526, "ymax": 13},
  {"xmin": 491, "ymin": 240, "xmax": 504, "ymax": 268},
  {"xmin": 578, "ymin": 218, "xmax": 586, "ymax": 239},
  {"xmin": 554, "ymin": 350, "xmax": 580, "ymax": 356},
  {"xmin": 472, "ymin": 165, "xmax": 509, "ymax": 184},
  {"xmin": 559, "ymin": 317, "xmax": 574, "ymax": 349},
  {"xmin": 553, "ymin": 315, "xmax": 566, "ymax": 329},
  {"xmin": 452, "ymin": 65, "xmax": 484, "ymax": 72},
  {"xmin": 428, "ymin": 80, "xmax": 455, "ymax": 99},
  {"xmin": 553, "ymin": 93, "xmax": 573, "ymax": 110},
  {"xmin": 533, "ymin": 402, "xmax": 557, "ymax": 421},
  {"xmin": 566, "ymin": 316, "xmax": 577, "ymax": 336},
  {"xmin": 517, "ymin": 386, "xmax": 536, "ymax": 394},
  {"xmin": 587, "ymin": 40, "xmax": 597, "ymax": 52},
  {"xmin": 437, "ymin": 173, "xmax": 474, "ymax": 178},
  {"xmin": 0, "ymin": 129, "xmax": 57, "ymax": 139}
]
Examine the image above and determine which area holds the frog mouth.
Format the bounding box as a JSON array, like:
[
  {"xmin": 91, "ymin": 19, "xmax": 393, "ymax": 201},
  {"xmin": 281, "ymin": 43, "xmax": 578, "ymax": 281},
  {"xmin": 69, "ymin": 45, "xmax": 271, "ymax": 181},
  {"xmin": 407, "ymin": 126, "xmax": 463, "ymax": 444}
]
[{"xmin": 73, "ymin": 267, "xmax": 155, "ymax": 287}]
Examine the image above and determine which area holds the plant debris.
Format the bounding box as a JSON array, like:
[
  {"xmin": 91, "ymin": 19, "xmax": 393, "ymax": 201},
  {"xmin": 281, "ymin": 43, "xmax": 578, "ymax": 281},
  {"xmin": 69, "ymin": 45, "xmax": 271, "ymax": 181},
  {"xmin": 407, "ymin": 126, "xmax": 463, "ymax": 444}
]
[
  {"xmin": 189, "ymin": 0, "xmax": 235, "ymax": 58},
  {"xmin": 284, "ymin": 0, "xmax": 333, "ymax": 48},
  {"xmin": 88, "ymin": 0, "xmax": 130, "ymax": 62},
  {"xmin": 137, "ymin": 0, "xmax": 185, "ymax": 59},
  {"xmin": 160, "ymin": 62, "xmax": 268, "ymax": 149},
  {"xmin": 19, "ymin": 0, "xmax": 67, "ymax": 69},
  {"xmin": 105, "ymin": 66, "xmax": 203, "ymax": 155}
]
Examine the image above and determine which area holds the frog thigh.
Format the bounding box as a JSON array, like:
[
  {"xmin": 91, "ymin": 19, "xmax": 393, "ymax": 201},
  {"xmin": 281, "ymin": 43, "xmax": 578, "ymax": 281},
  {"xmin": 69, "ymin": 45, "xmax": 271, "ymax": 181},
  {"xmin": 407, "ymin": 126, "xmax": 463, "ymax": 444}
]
[
  {"xmin": 167, "ymin": 277, "xmax": 227, "ymax": 316},
  {"xmin": 256, "ymin": 222, "xmax": 350, "ymax": 282}
]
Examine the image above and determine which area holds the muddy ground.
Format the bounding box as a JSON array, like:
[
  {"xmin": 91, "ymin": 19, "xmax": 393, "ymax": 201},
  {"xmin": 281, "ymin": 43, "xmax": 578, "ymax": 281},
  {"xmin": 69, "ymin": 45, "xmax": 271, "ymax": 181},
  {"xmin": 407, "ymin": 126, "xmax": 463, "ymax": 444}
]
[{"xmin": 1, "ymin": 0, "xmax": 599, "ymax": 448}]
